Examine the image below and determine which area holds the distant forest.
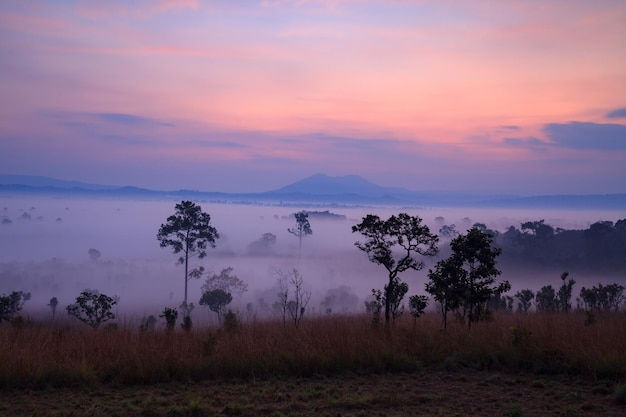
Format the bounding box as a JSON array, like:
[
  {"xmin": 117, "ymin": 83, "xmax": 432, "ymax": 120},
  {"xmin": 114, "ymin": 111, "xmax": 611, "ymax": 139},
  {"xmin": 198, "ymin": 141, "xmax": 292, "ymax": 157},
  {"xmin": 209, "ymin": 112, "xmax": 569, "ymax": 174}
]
[{"xmin": 450, "ymin": 219, "xmax": 626, "ymax": 273}]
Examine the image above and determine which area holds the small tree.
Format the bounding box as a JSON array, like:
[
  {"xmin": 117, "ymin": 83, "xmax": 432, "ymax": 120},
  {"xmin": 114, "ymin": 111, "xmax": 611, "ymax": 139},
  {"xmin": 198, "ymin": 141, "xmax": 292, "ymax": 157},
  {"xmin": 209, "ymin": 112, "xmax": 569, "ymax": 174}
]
[
  {"xmin": 273, "ymin": 271, "xmax": 290, "ymax": 325},
  {"xmin": 426, "ymin": 257, "xmax": 464, "ymax": 329},
  {"xmin": 288, "ymin": 211, "xmax": 312, "ymax": 252},
  {"xmin": 66, "ymin": 290, "xmax": 117, "ymax": 329},
  {"xmin": 536, "ymin": 285, "xmax": 556, "ymax": 312},
  {"xmin": 514, "ymin": 289, "xmax": 534, "ymax": 312},
  {"xmin": 139, "ymin": 315, "xmax": 157, "ymax": 331},
  {"xmin": 157, "ymin": 201, "xmax": 219, "ymax": 318},
  {"xmin": 353, "ymin": 213, "xmax": 439, "ymax": 327},
  {"xmin": 48, "ymin": 296, "xmax": 59, "ymax": 319},
  {"xmin": 160, "ymin": 307, "xmax": 178, "ymax": 331},
  {"xmin": 286, "ymin": 268, "xmax": 311, "ymax": 328},
  {"xmin": 408, "ymin": 294, "xmax": 428, "ymax": 329},
  {"xmin": 199, "ymin": 289, "xmax": 232, "ymax": 325},
  {"xmin": 0, "ymin": 291, "xmax": 30, "ymax": 323},
  {"xmin": 387, "ymin": 279, "xmax": 408, "ymax": 325},
  {"xmin": 88, "ymin": 248, "xmax": 101, "ymax": 262},
  {"xmin": 366, "ymin": 289, "xmax": 384, "ymax": 327},
  {"xmin": 430, "ymin": 227, "xmax": 509, "ymax": 330},
  {"xmin": 273, "ymin": 268, "xmax": 311, "ymax": 328},
  {"xmin": 556, "ymin": 272, "xmax": 576, "ymax": 312}
]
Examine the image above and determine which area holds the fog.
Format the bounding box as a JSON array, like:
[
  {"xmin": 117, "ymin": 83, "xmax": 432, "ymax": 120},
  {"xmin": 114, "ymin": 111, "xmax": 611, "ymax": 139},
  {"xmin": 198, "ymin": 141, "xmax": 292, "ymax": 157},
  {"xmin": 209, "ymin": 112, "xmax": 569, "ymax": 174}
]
[{"xmin": 1, "ymin": 197, "xmax": 624, "ymax": 324}]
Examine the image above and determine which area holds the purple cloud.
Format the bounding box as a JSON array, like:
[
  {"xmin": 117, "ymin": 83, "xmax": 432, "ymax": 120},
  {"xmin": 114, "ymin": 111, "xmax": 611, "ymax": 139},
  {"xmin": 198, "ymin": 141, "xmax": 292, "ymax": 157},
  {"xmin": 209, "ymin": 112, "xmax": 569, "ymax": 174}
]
[
  {"xmin": 605, "ymin": 107, "xmax": 626, "ymax": 119},
  {"xmin": 543, "ymin": 122, "xmax": 626, "ymax": 150}
]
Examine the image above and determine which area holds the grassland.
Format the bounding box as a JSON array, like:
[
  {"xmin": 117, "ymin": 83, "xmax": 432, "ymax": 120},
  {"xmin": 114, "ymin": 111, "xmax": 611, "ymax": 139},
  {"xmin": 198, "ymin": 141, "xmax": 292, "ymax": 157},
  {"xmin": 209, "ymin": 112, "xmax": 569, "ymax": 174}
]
[{"xmin": 1, "ymin": 311, "xmax": 625, "ymax": 416}]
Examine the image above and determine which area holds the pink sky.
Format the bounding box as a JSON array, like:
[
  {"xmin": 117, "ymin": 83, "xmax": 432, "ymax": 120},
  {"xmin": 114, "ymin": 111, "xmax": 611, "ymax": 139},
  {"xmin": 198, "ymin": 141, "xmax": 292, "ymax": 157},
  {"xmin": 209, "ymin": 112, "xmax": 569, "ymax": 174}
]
[{"xmin": 1, "ymin": 0, "xmax": 625, "ymax": 195}]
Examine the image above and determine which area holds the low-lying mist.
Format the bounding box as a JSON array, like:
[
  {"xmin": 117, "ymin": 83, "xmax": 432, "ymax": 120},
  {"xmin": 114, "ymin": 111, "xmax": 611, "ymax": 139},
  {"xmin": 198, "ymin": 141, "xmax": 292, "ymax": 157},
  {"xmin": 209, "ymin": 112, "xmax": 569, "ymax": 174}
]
[{"xmin": 1, "ymin": 197, "xmax": 624, "ymax": 324}]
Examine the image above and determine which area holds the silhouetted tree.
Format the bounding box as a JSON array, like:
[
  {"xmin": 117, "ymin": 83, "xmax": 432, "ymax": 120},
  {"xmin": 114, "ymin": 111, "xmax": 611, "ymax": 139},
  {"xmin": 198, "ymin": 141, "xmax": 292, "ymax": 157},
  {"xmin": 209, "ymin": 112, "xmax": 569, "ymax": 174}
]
[
  {"xmin": 426, "ymin": 257, "xmax": 464, "ymax": 328},
  {"xmin": 0, "ymin": 291, "xmax": 30, "ymax": 323},
  {"xmin": 157, "ymin": 201, "xmax": 219, "ymax": 318},
  {"xmin": 160, "ymin": 307, "xmax": 178, "ymax": 331},
  {"xmin": 48, "ymin": 296, "xmax": 59, "ymax": 319},
  {"xmin": 353, "ymin": 213, "xmax": 439, "ymax": 327},
  {"xmin": 66, "ymin": 289, "xmax": 117, "ymax": 329},
  {"xmin": 579, "ymin": 283, "xmax": 625, "ymax": 312},
  {"xmin": 199, "ymin": 289, "xmax": 232, "ymax": 325},
  {"xmin": 408, "ymin": 294, "xmax": 428, "ymax": 328},
  {"xmin": 288, "ymin": 211, "xmax": 312, "ymax": 252},
  {"xmin": 432, "ymin": 227, "xmax": 509, "ymax": 329},
  {"xmin": 273, "ymin": 268, "xmax": 310, "ymax": 328},
  {"xmin": 536, "ymin": 285, "xmax": 556, "ymax": 312},
  {"xmin": 514, "ymin": 289, "xmax": 534, "ymax": 312},
  {"xmin": 556, "ymin": 272, "xmax": 575, "ymax": 312}
]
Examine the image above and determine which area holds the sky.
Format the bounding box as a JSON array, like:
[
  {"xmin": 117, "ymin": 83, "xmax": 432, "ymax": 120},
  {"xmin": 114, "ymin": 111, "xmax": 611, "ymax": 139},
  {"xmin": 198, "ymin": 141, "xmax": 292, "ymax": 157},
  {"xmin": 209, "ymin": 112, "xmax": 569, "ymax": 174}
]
[{"xmin": 1, "ymin": 0, "xmax": 625, "ymax": 195}]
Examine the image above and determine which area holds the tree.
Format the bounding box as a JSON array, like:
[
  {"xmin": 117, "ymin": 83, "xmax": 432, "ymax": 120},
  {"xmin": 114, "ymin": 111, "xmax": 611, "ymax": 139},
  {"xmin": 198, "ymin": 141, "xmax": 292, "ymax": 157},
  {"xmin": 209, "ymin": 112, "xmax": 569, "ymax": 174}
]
[
  {"xmin": 439, "ymin": 224, "xmax": 459, "ymax": 239},
  {"xmin": 426, "ymin": 257, "xmax": 464, "ymax": 328},
  {"xmin": 88, "ymin": 248, "xmax": 101, "ymax": 262},
  {"xmin": 288, "ymin": 211, "xmax": 312, "ymax": 252},
  {"xmin": 160, "ymin": 307, "xmax": 178, "ymax": 331},
  {"xmin": 199, "ymin": 289, "xmax": 232, "ymax": 325},
  {"xmin": 247, "ymin": 233, "xmax": 277, "ymax": 256},
  {"xmin": 157, "ymin": 201, "xmax": 219, "ymax": 318},
  {"xmin": 201, "ymin": 267, "xmax": 247, "ymax": 296},
  {"xmin": 272, "ymin": 268, "xmax": 311, "ymax": 328},
  {"xmin": 48, "ymin": 296, "xmax": 59, "ymax": 319},
  {"xmin": 66, "ymin": 289, "xmax": 117, "ymax": 329},
  {"xmin": 430, "ymin": 227, "xmax": 509, "ymax": 329},
  {"xmin": 579, "ymin": 283, "xmax": 625, "ymax": 312},
  {"xmin": 408, "ymin": 294, "xmax": 428, "ymax": 328},
  {"xmin": 514, "ymin": 289, "xmax": 534, "ymax": 312},
  {"xmin": 353, "ymin": 213, "xmax": 439, "ymax": 327},
  {"xmin": 0, "ymin": 291, "xmax": 30, "ymax": 323},
  {"xmin": 535, "ymin": 285, "xmax": 556, "ymax": 312},
  {"xmin": 556, "ymin": 272, "xmax": 575, "ymax": 312},
  {"xmin": 387, "ymin": 280, "xmax": 409, "ymax": 325}
]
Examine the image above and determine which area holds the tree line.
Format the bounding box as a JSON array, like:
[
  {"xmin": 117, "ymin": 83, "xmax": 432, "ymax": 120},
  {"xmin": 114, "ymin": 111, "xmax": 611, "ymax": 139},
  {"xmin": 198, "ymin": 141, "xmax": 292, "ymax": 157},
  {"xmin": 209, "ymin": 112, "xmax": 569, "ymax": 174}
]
[{"xmin": 1, "ymin": 201, "xmax": 624, "ymax": 331}]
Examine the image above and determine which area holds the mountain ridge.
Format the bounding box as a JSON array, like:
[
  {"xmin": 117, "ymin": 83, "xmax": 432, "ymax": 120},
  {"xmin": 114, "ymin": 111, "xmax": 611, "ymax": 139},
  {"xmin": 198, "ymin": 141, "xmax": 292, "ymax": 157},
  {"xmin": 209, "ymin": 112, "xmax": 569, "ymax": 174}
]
[{"xmin": 1, "ymin": 173, "xmax": 625, "ymax": 209}]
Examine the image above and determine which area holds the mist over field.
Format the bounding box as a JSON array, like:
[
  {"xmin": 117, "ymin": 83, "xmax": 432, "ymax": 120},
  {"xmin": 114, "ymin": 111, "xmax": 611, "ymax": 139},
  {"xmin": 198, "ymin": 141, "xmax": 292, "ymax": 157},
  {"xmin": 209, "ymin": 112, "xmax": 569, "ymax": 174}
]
[{"xmin": 1, "ymin": 197, "xmax": 624, "ymax": 324}]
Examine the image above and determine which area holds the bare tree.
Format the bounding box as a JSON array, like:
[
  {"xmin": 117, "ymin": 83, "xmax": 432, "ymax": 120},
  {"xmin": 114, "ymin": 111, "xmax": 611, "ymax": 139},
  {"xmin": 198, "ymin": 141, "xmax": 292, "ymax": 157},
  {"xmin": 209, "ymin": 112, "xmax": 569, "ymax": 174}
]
[{"xmin": 273, "ymin": 268, "xmax": 311, "ymax": 328}]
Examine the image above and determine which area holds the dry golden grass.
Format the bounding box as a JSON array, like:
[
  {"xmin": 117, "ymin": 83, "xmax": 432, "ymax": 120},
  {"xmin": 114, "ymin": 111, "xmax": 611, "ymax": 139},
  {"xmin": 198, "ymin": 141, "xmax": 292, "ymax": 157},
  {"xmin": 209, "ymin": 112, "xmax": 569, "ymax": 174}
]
[{"xmin": 1, "ymin": 311, "xmax": 625, "ymax": 389}]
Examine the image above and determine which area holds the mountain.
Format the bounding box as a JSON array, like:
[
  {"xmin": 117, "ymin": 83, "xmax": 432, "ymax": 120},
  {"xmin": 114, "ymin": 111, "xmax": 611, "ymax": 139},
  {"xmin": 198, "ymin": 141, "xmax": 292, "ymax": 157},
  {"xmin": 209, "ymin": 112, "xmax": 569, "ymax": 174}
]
[
  {"xmin": 269, "ymin": 173, "xmax": 410, "ymax": 197},
  {"xmin": 1, "ymin": 173, "xmax": 625, "ymax": 209},
  {"xmin": 0, "ymin": 174, "xmax": 118, "ymax": 190}
]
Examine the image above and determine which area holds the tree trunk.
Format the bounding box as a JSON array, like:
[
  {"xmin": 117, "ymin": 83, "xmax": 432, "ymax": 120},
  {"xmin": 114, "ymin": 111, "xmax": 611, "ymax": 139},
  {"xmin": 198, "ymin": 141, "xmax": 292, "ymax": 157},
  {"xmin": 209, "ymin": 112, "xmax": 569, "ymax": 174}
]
[{"xmin": 184, "ymin": 249, "xmax": 189, "ymax": 317}]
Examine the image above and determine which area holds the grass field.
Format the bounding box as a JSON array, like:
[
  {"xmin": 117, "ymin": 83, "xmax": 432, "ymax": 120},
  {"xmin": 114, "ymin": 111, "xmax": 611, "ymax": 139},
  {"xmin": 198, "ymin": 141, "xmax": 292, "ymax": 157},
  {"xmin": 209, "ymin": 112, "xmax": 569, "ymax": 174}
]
[{"xmin": 1, "ymin": 311, "xmax": 625, "ymax": 416}]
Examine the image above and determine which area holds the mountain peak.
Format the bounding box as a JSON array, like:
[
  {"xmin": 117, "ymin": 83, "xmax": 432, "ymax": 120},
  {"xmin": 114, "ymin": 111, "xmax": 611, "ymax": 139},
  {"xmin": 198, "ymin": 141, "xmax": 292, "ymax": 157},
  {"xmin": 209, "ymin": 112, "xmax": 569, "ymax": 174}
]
[{"xmin": 270, "ymin": 173, "xmax": 406, "ymax": 197}]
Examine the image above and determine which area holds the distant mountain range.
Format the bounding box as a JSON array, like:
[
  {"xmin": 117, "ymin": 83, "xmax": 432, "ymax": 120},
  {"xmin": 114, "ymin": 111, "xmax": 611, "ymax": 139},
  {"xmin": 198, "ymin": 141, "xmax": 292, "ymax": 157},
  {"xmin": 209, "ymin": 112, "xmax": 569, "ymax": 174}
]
[{"xmin": 1, "ymin": 173, "xmax": 625, "ymax": 210}]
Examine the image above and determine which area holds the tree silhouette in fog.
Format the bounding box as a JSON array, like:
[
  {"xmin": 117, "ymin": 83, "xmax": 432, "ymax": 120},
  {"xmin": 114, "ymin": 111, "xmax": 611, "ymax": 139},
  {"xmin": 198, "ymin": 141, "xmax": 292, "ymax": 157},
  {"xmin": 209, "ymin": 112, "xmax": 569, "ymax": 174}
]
[
  {"xmin": 352, "ymin": 213, "xmax": 439, "ymax": 327},
  {"xmin": 287, "ymin": 211, "xmax": 312, "ymax": 253},
  {"xmin": 157, "ymin": 201, "xmax": 219, "ymax": 318},
  {"xmin": 428, "ymin": 227, "xmax": 509, "ymax": 329}
]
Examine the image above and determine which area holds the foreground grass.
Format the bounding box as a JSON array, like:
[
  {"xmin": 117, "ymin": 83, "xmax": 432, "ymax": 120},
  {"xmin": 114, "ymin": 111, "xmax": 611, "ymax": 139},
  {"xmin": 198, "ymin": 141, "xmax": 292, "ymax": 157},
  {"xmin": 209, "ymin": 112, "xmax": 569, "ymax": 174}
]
[
  {"xmin": 1, "ymin": 311, "xmax": 625, "ymax": 390},
  {"xmin": 2, "ymin": 370, "xmax": 625, "ymax": 417}
]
